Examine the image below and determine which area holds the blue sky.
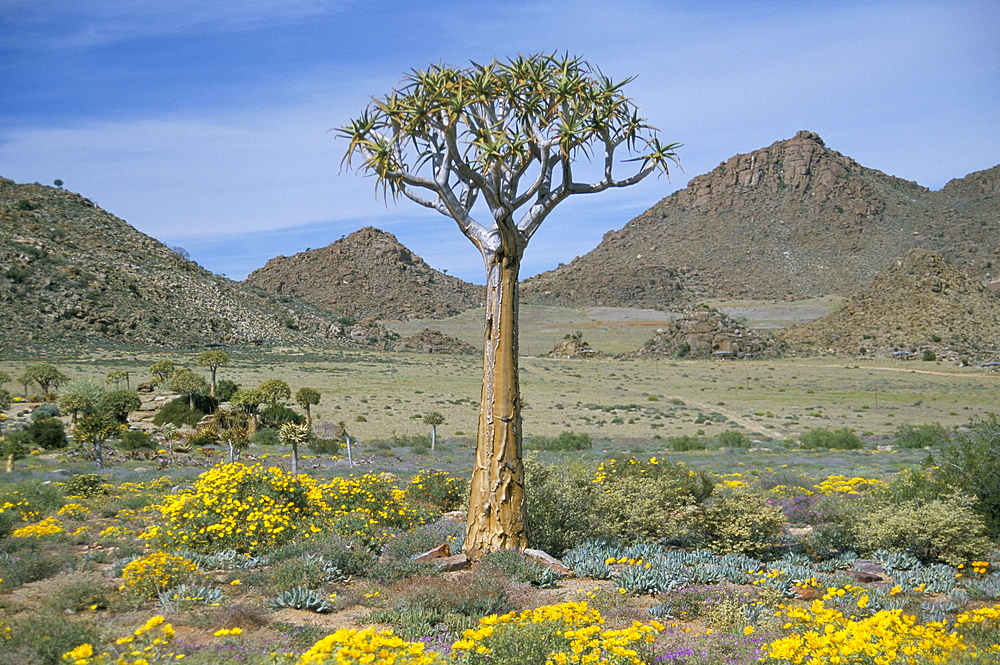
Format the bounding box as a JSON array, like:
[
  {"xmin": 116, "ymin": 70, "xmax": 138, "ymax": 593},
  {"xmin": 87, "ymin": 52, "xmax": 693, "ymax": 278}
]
[{"xmin": 1, "ymin": 0, "xmax": 997, "ymax": 284}]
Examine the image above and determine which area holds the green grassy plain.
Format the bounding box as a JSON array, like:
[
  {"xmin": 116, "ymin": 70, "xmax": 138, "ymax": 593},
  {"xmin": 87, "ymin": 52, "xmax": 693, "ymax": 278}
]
[{"xmin": 2, "ymin": 303, "xmax": 996, "ymax": 482}]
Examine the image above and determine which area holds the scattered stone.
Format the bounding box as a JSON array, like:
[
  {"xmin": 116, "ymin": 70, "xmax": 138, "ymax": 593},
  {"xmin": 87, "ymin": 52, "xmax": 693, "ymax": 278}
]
[
  {"xmin": 435, "ymin": 553, "xmax": 470, "ymax": 572},
  {"xmin": 412, "ymin": 543, "xmax": 451, "ymax": 562}
]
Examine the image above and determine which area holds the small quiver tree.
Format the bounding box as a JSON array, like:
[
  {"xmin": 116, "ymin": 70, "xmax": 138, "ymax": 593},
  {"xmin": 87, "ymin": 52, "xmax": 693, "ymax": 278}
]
[
  {"xmin": 295, "ymin": 387, "xmax": 321, "ymax": 429},
  {"xmin": 279, "ymin": 422, "xmax": 310, "ymax": 475},
  {"xmin": 423, "ymin": 411, "xmax": 445, "ymax": 450},
  {"xmin": 340, "ymin": 53, "xmax": 678, "ymax": 558}
]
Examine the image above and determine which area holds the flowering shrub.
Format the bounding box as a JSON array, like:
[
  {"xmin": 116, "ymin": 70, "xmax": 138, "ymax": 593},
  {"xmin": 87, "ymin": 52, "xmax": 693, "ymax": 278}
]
[
  {"xmin": 146, "ymin": 463, "xmax": 425, "ymax": 554},
  {"xmin": 121, "ymin": 551, "xmax": 198, "ymax": 597},
  {"xmin": 406, "ymin": 469, "xmax": 467, "ymax": 512},
  {"xmin": 813, "ymin": 475, "xmax": 882, "ymax": 495},
  {"xmin": 451, "ymin": 601, "xmax": 663, "ymax": 665},
  {"xmin": 11, "ymin": 516, "xmax": 64, "ymax": 537},
  {"xmin": 57, "ymin": 503, "xmax": 89, "ymax": 520},
  {"xmin": 62, "ymin": 615, "xmax": 176, "ymax": 664},
  {"xmin": 593, "ymin": 458, "xmax": 713, "ymax": 543},
  {"xmin": 682, "ymin": 487, "xmax": 784, "ymax": 557},
  {"xmin": 764, "ymin": 589, "xmax": 1000, "ymax": 664},
  {"xmin": 295, "ymin": 627, "xmax": 439, "ymax": 665}
]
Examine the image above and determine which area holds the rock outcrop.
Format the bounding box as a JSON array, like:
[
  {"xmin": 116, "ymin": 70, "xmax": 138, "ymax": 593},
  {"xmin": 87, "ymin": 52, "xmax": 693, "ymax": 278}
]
[
  {"xmin": 398, "ymin": 328, "xmax": 478, "ymax": 354},
  {"xmin": 621, "ymin": 305, "xmax": 771, "ymax": 359}
]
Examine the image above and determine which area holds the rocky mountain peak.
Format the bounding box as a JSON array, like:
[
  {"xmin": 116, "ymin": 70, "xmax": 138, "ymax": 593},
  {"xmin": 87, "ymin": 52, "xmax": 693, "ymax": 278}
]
[
  {"xmin": 244, "ymin": 227, "xmax": 483, "ymax": 321},
  {"xmin": 523, "ymin": 132, "xmax": 998, "ymax": 306}
]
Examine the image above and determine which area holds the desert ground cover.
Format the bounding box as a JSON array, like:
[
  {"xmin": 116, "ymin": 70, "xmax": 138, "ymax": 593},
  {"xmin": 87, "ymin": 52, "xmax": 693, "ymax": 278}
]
[{"xmin": 0, "ymin": 304, "xmax": 998, "ymax": 664}]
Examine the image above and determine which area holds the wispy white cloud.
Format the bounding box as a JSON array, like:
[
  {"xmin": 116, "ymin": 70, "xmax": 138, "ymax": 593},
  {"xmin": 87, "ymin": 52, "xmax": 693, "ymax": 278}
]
[
  {"xmin": 1, "ymin": 0, "xmax": 997, "ymax": 283},
  {"xmin": 0, "ymin": 0, "xmax": 349, "ymax": 48}
]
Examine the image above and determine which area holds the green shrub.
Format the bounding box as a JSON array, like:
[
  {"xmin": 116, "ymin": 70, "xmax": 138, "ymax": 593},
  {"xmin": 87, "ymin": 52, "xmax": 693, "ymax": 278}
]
[
  {"xmin": 405, "ymin": 469, "xmax": 466, "ymax": 512},
  {"xmin": 934, "ymin": 414, "xmax": 1000, "ymax": 537},
  {"xmin": 524, "ymin": 458, "xmax": 600, "ymax": 556},
  {"xmin": 852, "ymin": 495, "xmax": 993, "ymax": 565},
  {"xmin": 800, "ymin": 427, "xmax": 863, "ymax": 450},
  {"xmin": 595, "ymin": 460, "xmax": 713, "ymax": 544},
  {"xmin": 16, "ymin": 416, "xmax": 67, "ymax": 449},
  {"xmin": 62, "ymin": 473, "xmax": 107, "ymax": 498},
  {"xmin": 152, "ymin": 395, "xmax": 215, "ymax": 428},
  {"xmin": 718, "ymin": 430, "xmax": 751, "ymax": 448},
  {"xmin": 216, "ymin": 379, "xmax": 240, "ymax": 401},
  {"xmin": 682, "ymin": 487, "xmax": 784, "ymax": 557},
  {"xmin": 117, "ymin": 429, "xmax": 155, "ymax": 451},
  {"xmin": 524, "ymin": 430, "xmax": 592, "ymax": 451},
  {"xmin": 251, "ymin": 427, "xmax": 280, "ymax": 446},
  {"xmin": 307, "ymin": 436, "xmax": 343, "ymax": 455},
  {"xmin": 894, "ymin": 423, "xmax": 950, "ymax": 449},
  {"xmin": 260, "ymin": 402, "xmax": 305, "ymax": 428},
  {"xmin": 2, "ymin": 610, "xmax": 101, "ymax": 665},
  {"xmin": 667, "ymin": 434, "xmax": 706, "ymax": 451},
  {"xmin": 922, "ymin": 349, "xmax": 937, "ymax": 361},
  {"xmin": 97, "ymin": 389, "xmax": 141, "ymax": 424}
]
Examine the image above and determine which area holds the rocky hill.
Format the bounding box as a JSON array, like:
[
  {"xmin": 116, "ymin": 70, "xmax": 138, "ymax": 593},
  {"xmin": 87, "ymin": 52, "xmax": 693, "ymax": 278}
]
[
  {"xmin": 522, "ymin": 131, "xmax": 999, "ymax": 307},
  {"xmin": 621, "ymin": 305, "xmax": 772, "ymax": 360},
  {"xmin": 244, "ymin": 227, "xmax": 483, "ymax": 321},
  {"xmin": 0, "ymin": 178, "xmax": 395, "ymax": 352},
  {"xmin": 778, "ymin": 249, "xmax": 1000, "ymax": 361}
]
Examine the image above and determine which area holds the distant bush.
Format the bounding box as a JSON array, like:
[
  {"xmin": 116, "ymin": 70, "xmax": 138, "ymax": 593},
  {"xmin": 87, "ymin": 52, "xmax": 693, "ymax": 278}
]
[
  {"xmin": 852, "ymin": 495, "xmax": 992, "ymax": 565},
  {"xmin": 117, "ymin": 429, "xmax": 155, "ymax": 451},
  {"xmin": 524, "ymin": 430, "xmax": 592, "ymax": 451},
  {"xmin": 524, "ymin": 458, "xmax": 600, "ymax": 557},
  {"xmin": 718, "ymin": 430, "xmax": 751, "ymax": 448},
  {"xmin": 260, "ymin": 402, "xmax": 304, "ymax": 428},
  {"xmin": 216, "ymin": 379, "xmax": 240, "ymax": 401},
  {"xmin": 152, "ymin": 395, "xmax": 217, "ymax": 428},
  {"xmin": 251, "ymin": 428, "xmax": 280, "ymax": 446},
  {"xmin": 594, "ymin": 457, "xmax": 713, "ymax": 543},
  {"xmin": 922, "ymin": 349, "xmax": 937, "ymax": 361},
  {"xmin": 666, "ymin": 434, "xmax": 705, "ymax": 451},
  {"xmin": 16, "ymin": 417, "xmax": 67, "ymax": 449},
  {"xmin": 307, "ymin": 437, "xmax": 342, "ymax": 455},
  {"xmin": 30, "ymin": 403, "xmax": 61, "ymax": 420},
  {"xmin": 894, "ymin": 422, "xmax": 950, "ymax": 449},
  {"xmin": 98, "ymin": 389, "xmax": 141, "ymax": 424},
  {"xmin": 800, "ymin": 427, "xmax": 863, "ymax": 450}
]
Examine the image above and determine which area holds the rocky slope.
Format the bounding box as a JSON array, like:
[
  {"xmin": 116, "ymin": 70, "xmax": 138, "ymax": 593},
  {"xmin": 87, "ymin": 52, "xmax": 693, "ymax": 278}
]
[
  {"xmin": 522, "ymin": 131, "xmax": 999, "ymax": 307},
  {"xmin": 778, "ymin": 249, "xmax": 1000, "ymax": 361},
  {"xmin": 0, "ymin": 178, "xmax": 394, "ymax": 352},
  {"xmin": 244, "ymin": 227, "xmax": 483, "ymax": 321}
]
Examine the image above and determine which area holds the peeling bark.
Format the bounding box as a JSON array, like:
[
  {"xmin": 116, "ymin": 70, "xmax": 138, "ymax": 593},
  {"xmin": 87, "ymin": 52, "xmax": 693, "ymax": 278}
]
[{"xmin": 464, "ymin": 249, "xmax": 527, "ymax": 559}]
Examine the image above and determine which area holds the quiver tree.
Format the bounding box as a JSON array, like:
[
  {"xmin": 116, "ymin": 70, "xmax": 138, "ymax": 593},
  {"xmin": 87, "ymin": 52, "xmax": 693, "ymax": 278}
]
[
  {"xmin": 197, "ymin": 350, "xmax": 230, "ymax": 397},
  {"xmin": 21, "ymin": 363, "xmax": 69, "ymax": 398},
  {"xmin": 340, "ymin": 53, "xmax": 679, "ymax": 558},
  {"xmin": 279, "ymin": 421, "xmax": 310, "ymax": 475},
  {"xmin": 295, "ymin": 387, "xmax": 321, "ymax": 429},
  {"xmin": 424, "ymin": 411, "xmax": 445, "ymax": 450},
  {"xmin": 148, "ymin": 359, "xmax": 177, "ymax": 387}
]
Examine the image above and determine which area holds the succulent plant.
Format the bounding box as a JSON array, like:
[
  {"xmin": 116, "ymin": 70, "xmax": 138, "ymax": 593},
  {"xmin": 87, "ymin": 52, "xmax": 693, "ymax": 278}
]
[{"xmin": 269, "ymin": 586, "xmax": 334, "ymax": 613}]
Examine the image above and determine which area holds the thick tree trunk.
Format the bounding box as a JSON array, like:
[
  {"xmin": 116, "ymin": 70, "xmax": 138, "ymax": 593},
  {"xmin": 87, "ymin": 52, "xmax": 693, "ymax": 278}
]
[{"xmin": 464, "ymin": 251, "xmax": 527, "ymax": 559}]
